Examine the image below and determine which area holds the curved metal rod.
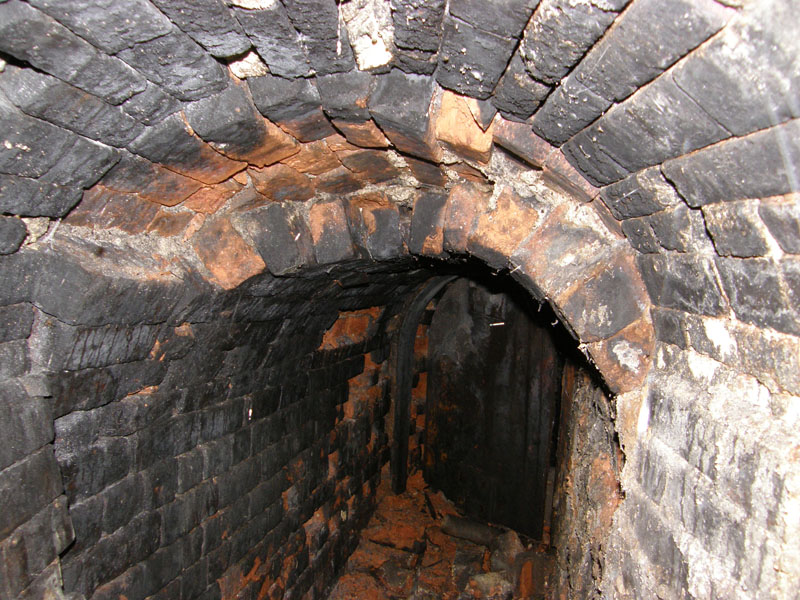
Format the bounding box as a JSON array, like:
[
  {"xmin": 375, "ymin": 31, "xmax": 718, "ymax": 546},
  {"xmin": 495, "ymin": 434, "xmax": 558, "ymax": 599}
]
[{"xmin": 391, "ymin": 275, "xmax": 458, "ymax": 494}]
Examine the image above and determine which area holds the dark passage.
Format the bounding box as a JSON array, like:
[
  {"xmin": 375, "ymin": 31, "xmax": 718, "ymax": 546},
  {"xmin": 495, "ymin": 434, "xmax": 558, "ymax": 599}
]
[{"xmin": 424, "ymin": 277, "xmax": 565, "ymax": 539}]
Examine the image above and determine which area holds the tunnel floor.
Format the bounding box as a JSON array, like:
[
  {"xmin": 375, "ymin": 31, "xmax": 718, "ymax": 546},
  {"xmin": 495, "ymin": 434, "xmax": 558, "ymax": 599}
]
[{"xmin": 326, "ymin": 470, "xmax": 555, "ymax": 600}]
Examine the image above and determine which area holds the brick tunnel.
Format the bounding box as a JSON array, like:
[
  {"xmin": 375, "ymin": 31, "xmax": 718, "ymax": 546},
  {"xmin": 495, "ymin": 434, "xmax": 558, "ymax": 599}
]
[{"xmin": 0, "ymin": 0, "xmax": 798, "ymax": 599}]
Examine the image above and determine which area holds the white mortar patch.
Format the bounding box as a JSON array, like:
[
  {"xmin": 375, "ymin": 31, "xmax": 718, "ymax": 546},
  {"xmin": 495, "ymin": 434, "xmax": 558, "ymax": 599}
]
[
  {"xmin": 612, "ymin": 339, "xmax": 643, "ymax": 372},
  {"xmin": 703, "ymin": 318, "xmax": 737, "ymax": 360},
  {"xmin": 340, "ymin": 0, "xmax": 394, "ymax": 70},
  {"xmin": 687, "ymin": 351, "xmax": 719, "ymax": 382},
  {"xmin": 229, "ymin": 0, "xmax": 278, "ymax": 9},
  {"xmin": 228, "ymin": 51, "xmax": 269, "ymax": 79}
]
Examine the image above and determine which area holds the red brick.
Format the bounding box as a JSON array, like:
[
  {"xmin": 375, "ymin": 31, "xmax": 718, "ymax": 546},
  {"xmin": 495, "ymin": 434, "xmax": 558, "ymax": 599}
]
[
  {"xmin": 405, "ymin": 156, "xmax": 447, "ymax": 187},
  {"xmin": 332, "ymin": 118, "xmax": 390, "ymax": 149},
  {"xmin": 66, "ymin": 186, "xmax": 159, "ymax": 234},
  {"xmin": 146, "ymin": 209, "xmax": 195, "ymax": 237},
  {"xmin": 338, "ymin": 150, "xmax": 401, "ymax": 184},
  {"xmin": 191, "ymin": 217, "xmax": 266, "ymax": 289},
  {"xmin": 249, "ymin": 164, "xmax": 315, "ymax": 202},
  {"xmin": 275, "ymin": 108, "xmax": 336, "ymax": 142},
  {"xmin": 585, "ymin": 315, "xmax": 655, "ymax": 394},
  {"xmin": 316, "ymin": 166, "xmax": 362, "ymax": 195},
  {"xmin": 100, "ymin": 154, "xmax": 202, "ymax": 207},
  {"xmin": 450, "ymin": 162, "xmax": 487, "ymax": 183},
  {"xmin": 443, "ymin": 181, "xmax": 493, "ymax": 253},
  {"xmin": 468, "ymin": 186, "xmax": 541, "ymax": 267},
  {"xmin": 492, "ymin": 117, "xmax": 554, "ymax": 167},
  {"xmin": 434, "ymin": 90, "xmax": 494, "ymax": 163},
  {"xmin": 308, "ymin": 200, "xmax": 355, "ymax": 263},
  {"xmin": 325, "ymin": 133, "xmax": 362, "ymax": 153},
  {"xmin": 241, "ymin": 117, "xmax": 301, "ymax": 167},
  {"xmin": 281, "ymin": 140, "xmax": 342, "ymax": 175},
  {"xmin": 182, "ymin": 179, "xmax": 242, "ymax": 214}
]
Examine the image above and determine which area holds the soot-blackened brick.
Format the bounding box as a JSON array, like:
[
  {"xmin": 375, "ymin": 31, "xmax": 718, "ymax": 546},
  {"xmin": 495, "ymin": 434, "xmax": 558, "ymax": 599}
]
[
  {"xmin": 117, "ymin": 29, "xmax": 229, "ymax": 102},
  {"xmin": 0, "ymin": 67, "xmax": 145, "ymax": 148},
  {"xmin": 0, "ymin": 217, "xmax": 26, "ymax": 255},
  {"xmin": 638, "ymin": 253, "xmax": 728, "ymax": 316},
  {"xmin": 436, "ymin": 15, "xmax": 518, "ymax": 100},
  {"xmin": 663, "ymin": 120, "xmax": 800, "ymax": 207},
  {"xmin": 0, "ymin": 338, "xmax": 28, "ymax": 378},
  {"xmin": 232, "ymin": 4, "xmax": 310, "ymax": 78},
  {"xmin": 100, "ymin": 473, "xmax": 145, "ymax": 535},
  {"xmin": 671, "ymin": 0, "xmax": 797, "ymax": 137},
  {"xmin": 0, "ymin": 304, "xmax": 33, "ymax": 343},
  {"xmin": 531, "ymin": 76, "xmax": 609, "ymax": 146},
  {"xmin": 409, "ymin": 190, "xmax": 447, "ymax": 256},
  {"xmin": 149, "ymin": 0, "xmax": 251, "ymax": 58},
  {"xmin": 703, "ymin": 202, "xmax": 770, "ymax": 257},
  {"xmin": 56, "ymin": 435, "xmax": 133, "ymax": 502},
  {"xmin": 120, "ymin": 83, "xmax": 182, "ymax": 126},
  {"xmin": 0, "ymin": 1, "xmax": 147, "ymax": 105},
  {"xmin": 759, "ymin": 198, "xmax": 800, "ymax": 254},
  {"xmin": 520, "ymin": 0, "xmax": 623, "ymax": 86},
  {"xmin": 0, "ymin": 175, "xmax": 82, "ymax": 218},
  {"xmin": 578, "ymin": 75, "xmax": 730, "ymax": 173},
  {"xmin": 448, "ymin": 0, "xmax": 537, "ymax": 38},
  {"xmin": 652, "ymin": 308, "xmax": 687, "ymax": 348},
  {"xmin": 316, "ymin": 70, "xmax": 374, "ymax": 121},
  {"xmin": 491, "ymin": 53, "xmax": 550, "ymax": 121},
  {"xmin": 235, "ymin": 203, "xmax": 314, "ymax": 276},
  {"xmin": 26, "ymin": 0, "xmax": 172, "ymax": 54},
  {"xmin": 562, "ymin": 130, "xmax": 629, "ymax": 186},
  {"xmin": 0, "ymin": 446, "xmax": 67, "ymax": 538},
  {"xmin": 282, "ymin": 0, "xmax": 356, "ymax": 75},
  {"xmin": 0, "ymin": 380, "xmax": 53, "ymax": 471},
  {"xmin": 716, "ymin": 257, "xmax": 798, "ymax": 336},
  {"xmin": 391, "ymin": 0, "xmax": 446, "ymax": 53},
  {"xmin": 600, "ymin": 167, "xmax": 682, "ymax": 220},
  {"xmin": 647, "ymin": 204, "xmax": 692, "ymax": 252},
  {"xmin": 249, "ymin": 74, "xmax": 322, "ymax": 122},
  {"xmin": 621, "ymin": 218, "xmax": 660, "ymax": 254}
]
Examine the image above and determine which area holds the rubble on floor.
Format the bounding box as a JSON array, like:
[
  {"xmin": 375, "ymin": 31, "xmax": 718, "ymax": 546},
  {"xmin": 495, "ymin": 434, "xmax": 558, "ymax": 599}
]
[{"xmin": 327, "ymin": 471, "xmax": 555, "ymax": 600}]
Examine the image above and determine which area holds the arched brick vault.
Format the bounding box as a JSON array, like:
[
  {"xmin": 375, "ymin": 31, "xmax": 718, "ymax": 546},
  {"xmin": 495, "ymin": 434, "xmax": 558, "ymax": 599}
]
[{"xmin": 0, "ymin": 0, "xmax": 799, "ymax": 599}]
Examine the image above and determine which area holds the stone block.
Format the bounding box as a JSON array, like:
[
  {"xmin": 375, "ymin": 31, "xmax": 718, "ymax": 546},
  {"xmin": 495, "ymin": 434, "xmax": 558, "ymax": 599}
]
[
  {"xmin": 442, "ymin": 181, "xmax": 493, "ymax": 254},
  {"xmin": 434, "ymin": 91, "xmax": 494, "ymax": 163},
  {"xmin": 436, "ymin": 15, "xmax": 517, "ymax": 100},
  {"xmin": 558, "ymin": 248, "xmax": 649, "ymax": 342},
  {"xmin": 408, "ymin": 190, "xmax": 448, "ymax": 256},
  {"xmin": 26, "ymin": 0, "xmax": 172, "ymax": 54},
  {"xmin": 531, "ymin": 76, "xmax": 610, "ymax": 146},
  {"xmin": 121, "ymin": 83, "xmax": 182, "ymax": 126},
  {"xmin": 510, "ymin": 203, "xmax": 615, "ymax": 299},
  {"xmin": 716, "ymin": 257, "xmax": 798, "ymax": 335},
  {"xmin": 391, "ymin": 0, "xmax": 446, "ymax": 53},
  {"xmin": 100, "ymin": 152, "xmax": 202, "ymax": 206},
  {"xmin": 308, "ymin": 200, "xmax": 356, "ymax": 264},
  {"xmin": 671, "ymin": 0, "xmax": 799, "ymax": 137},
  {"xmin": 149, "ymin": 0, "xmax": 250, "ymax": 58},
  {"xmin": 585, "ymin": 316, "xmax": 654, "ymax": 394},
  {"xmin": 600, "ymin": 167, "xmax": 682, "ymax": 220},
  {"xmin": 519, "ymin": 0, "xmax": 623, "ymax": 86},
  {"xmin": 758, "ymin": 194, "xmax": 800, "ymax": 254},
  {"xmin": 662, "ymin": 120, "xmax": 800, "ymax": 207},
  {"xmin": 331, "ymin": 119, "xmax": 390, "ymax": 149},
  {"xmin": 317, "ymin": 70, "xmax": 375, "ymax": 121},
  {"xmin": 702, "ymin": 201, "xmax": 770, "ymax": 257},
  {"xmin": 467, "ymin": 185, "xmax": 539, "ymax": 267},
  {"xmin": 369, "ymin": 69, "xmax": 442, "ymax": 162},
  {"xmin": 492, "ymin": 117, "xmax": 554, "ymax": 167},
  {"xmin": 232, "ymin": 5, "xmax": 311, "ymax": 78},
  {"xmin": 0, "ymin": 217, "xmax": 26, "ymax": 255},
  {"xmin": 117, "ymin": 28, "xmax": 229, "ymax": 101},
  {"xmin": 0, "ymin": 175, "xmax": 82, "ymax": 218},
  {"xmin": 192, "ymin": 217, "xmax": 266, "ymax": 290},
  {"xmin": 345, "ymin": 194, "xmax": 403, "ymax": 260},
  {"xmin": 338, "ymin": 150, "xmax": 401, "ymax": 184},
  {"xmin": 0, "ymin": 66, "xmax": 145, "ymax": 148},
  {"xmin": 249, "ymin": 164, "xmax": 316, "ymax": 202},
  {"xmin": 638, "ymin": 253, "xmax": 728, "ymax": 316},
  {"xmin": 0, "ymin": 0, "xmax": 147, "ymax": 104},
  {"xmin": 491, "ymin": 53, "xmax": 550, "ymax": 121},
  {"xmin": 573, "ymin": 74, "xmax": 730, "ymax": 174},
  {"xmin": 282, "ymin": 0, "xmax": 356, "ymax": 75},
  {"xmin": 128, "ymin": 114, "xmax": 246, "ymax": 185},
  {"xmin": 185, "ymin": 80, "xmax": 300, "ymax": 166},
  {"xmin": 621, "ymin": 218, "xmax": 659, "ymax": 254},
  {"xmin": 0, "ymin": 447, "xmax": 64, "ymax": 538}
]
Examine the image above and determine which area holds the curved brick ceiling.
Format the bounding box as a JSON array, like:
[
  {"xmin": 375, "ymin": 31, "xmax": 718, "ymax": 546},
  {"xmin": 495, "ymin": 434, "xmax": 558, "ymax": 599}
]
[{"xmin": 1, "ymin": 1, "xmax": 800, "ymax": 599}]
